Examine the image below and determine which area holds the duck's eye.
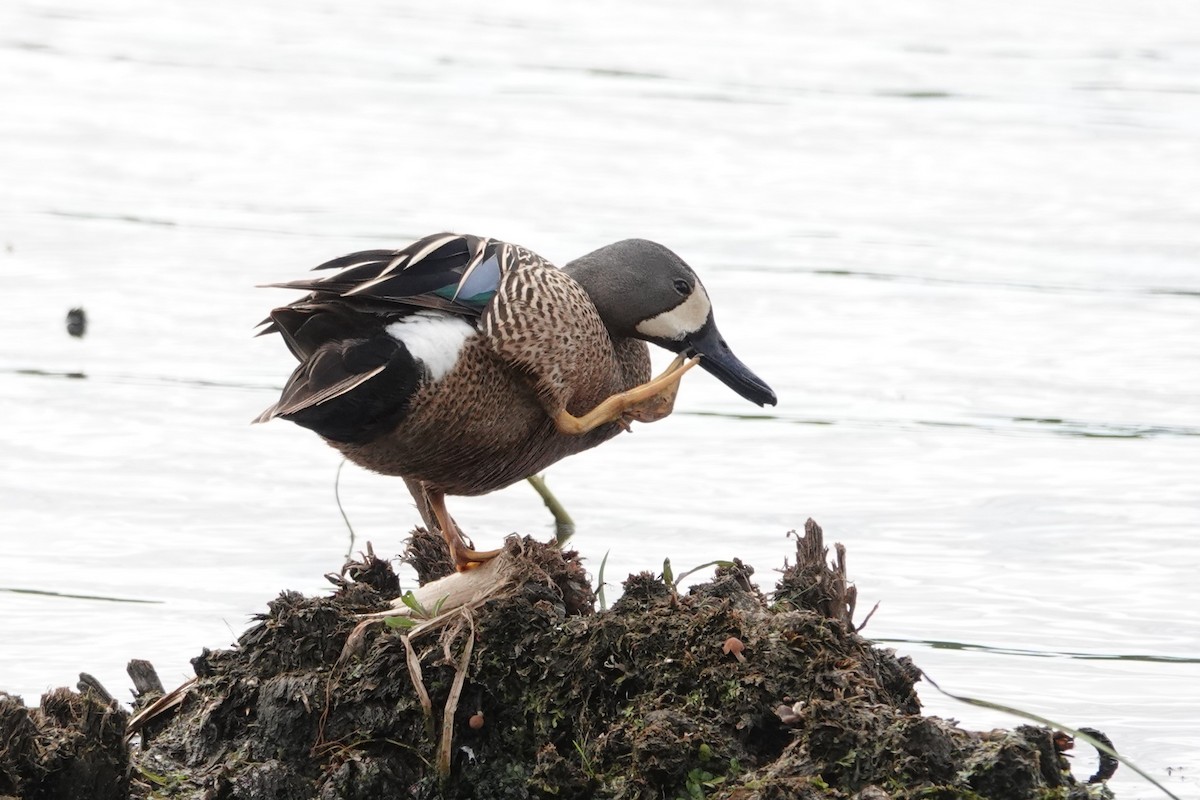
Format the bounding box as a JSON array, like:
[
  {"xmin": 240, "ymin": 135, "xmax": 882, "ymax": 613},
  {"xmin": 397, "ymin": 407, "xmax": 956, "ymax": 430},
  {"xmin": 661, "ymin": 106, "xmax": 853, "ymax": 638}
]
[{"xmin": 673, "ymin": 279, "xmax": 690, "ymax": 295}]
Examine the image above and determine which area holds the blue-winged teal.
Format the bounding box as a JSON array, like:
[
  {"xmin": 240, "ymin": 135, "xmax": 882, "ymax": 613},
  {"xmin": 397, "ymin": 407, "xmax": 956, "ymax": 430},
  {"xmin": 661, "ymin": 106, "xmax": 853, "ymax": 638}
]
[{"xmin": 255, "ymin": 233, "xmax": 776, "ymax": 570}]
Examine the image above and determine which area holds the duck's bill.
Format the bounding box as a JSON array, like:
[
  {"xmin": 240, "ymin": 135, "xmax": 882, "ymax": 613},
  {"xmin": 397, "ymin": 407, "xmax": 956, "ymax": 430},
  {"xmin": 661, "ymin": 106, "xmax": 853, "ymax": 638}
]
[{"xmin": 682, "ymin": 318, "xmax": 777, "ymax": 407}]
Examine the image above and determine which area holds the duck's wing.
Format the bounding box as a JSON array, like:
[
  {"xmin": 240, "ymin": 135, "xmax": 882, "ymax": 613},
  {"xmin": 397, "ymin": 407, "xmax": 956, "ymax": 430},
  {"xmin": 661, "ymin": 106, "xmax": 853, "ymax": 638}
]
[
  {"xmin": 254, "ymin": 233, "xmax": 509, "ymax": 437},
  {"xmin": 258, "ymin": 232, "xmax": 509, "ymax": 359},
  {"xmin": 261, "ymin": 232, "xmax": 503, "ymax": 318}
]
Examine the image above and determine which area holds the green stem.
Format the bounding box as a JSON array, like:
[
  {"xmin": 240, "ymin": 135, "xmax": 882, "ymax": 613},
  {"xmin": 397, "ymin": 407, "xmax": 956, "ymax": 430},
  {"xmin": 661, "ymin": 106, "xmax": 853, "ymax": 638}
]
[{"xmin": 526, "ymin": 474, "xmax": 575, "ymax": 545}]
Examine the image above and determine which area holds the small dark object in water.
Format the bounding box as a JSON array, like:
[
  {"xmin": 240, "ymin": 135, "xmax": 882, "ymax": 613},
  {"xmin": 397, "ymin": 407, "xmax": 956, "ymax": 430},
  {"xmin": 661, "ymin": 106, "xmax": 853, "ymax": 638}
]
[{"xmin": 66, "ymin": 307, "xmax": 87, "ymax": 338}]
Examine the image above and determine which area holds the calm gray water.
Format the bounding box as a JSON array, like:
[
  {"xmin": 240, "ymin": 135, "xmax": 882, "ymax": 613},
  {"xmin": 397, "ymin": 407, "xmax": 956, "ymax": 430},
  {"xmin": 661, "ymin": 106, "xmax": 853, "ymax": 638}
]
[{"xmin": 2, "ymin": 0, "xmax": 1198, "ymax": 796}]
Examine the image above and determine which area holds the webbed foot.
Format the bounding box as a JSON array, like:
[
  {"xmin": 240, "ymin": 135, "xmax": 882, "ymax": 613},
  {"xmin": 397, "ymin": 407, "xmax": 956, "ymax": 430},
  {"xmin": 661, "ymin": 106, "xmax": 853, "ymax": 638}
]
[{"xmin": 553, "ymin": 355, "xmax": 700, "ymax": 435}]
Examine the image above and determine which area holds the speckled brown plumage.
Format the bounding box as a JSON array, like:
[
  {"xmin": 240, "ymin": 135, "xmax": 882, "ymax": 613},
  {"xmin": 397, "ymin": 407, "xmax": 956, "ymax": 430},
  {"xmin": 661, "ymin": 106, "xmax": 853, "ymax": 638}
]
[{"xmin": 333, "ymin": 330, "xmax": 650, "ymax": 497}]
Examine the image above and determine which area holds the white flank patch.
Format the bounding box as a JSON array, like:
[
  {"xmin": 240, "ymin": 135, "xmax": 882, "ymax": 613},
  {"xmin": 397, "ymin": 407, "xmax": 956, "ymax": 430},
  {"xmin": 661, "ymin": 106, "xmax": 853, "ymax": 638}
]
[
  {"xmin": 386, "ymin": 311, "xmax": 475, "ymax": 382},
  {"xmin": 634, "ymin": 284, "xmax": 712, "ymax": 340}
]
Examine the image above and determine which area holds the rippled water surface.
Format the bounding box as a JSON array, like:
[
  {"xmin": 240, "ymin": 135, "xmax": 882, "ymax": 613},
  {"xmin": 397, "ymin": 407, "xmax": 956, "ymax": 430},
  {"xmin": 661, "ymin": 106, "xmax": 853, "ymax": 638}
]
[{"xmin": 2, "ymin": 1, "xmax": 1198, "ymax": 796}]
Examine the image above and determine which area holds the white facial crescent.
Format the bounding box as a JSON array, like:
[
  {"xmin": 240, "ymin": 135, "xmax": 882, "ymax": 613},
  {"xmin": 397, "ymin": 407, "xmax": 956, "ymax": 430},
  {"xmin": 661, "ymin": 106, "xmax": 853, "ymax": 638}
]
[{"xmin": 634, "ymin": 284, "xmax": 711, "ymax": 340}]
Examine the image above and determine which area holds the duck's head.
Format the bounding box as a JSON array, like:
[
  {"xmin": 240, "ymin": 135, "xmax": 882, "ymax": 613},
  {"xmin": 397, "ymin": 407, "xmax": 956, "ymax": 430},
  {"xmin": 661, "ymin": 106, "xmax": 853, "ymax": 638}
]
[{"xmin": 564, "ymin": 239, "xmax": 777, "ymax": 407}]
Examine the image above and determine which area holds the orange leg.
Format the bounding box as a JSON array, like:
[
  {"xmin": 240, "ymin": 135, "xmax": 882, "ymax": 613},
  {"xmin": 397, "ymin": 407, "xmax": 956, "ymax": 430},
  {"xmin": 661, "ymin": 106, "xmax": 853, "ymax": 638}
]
[
  {"xmin": 425, "ymin": 485, "xmax": 502, "ymax": 571},
  {"xmin": 553, "ymin": 354, "xmax": 700, "ymax": 435}
]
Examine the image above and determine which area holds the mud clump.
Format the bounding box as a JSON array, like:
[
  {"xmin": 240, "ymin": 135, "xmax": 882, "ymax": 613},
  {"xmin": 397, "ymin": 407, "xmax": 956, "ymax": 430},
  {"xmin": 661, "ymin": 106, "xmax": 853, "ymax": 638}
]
[
  {"xmin": 2, "ymin": 520, "xmax": 1113, "ymax": 799},
  {"xmin": 0, "ymin": 685, "xmax": 129, "ymax": 800}
]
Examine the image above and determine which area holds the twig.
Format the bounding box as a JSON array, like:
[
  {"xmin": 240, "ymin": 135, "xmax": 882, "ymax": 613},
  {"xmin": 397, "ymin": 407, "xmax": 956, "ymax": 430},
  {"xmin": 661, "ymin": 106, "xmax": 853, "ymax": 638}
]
[
  {"xmin": 437, "ymin": 609, "xmax": 476, "ymax": 778},
  {"xmin": 854, "ymin": 601, "xmax": 881, "ymax": 633},
  {"xmin": 401, "ymin": 635, "xmax": 434, "ymax": 741},
  {"xmin": 126, "ymin": 659, "xmax": 165, "ymax": 697},
  {"xmin": 334, "ymin": 459, "xmax": 356, "ymax": 559},
  {"xmin": 596, "ymin": 550, "xmax": 610, "ymax": 612},
  {"xmin": 77, "ymin": 672, "xmax": 115, "ymax": 705},
  {"xmin": 125, "ymin": 677, "xmax": 197, "ymax": 742}
]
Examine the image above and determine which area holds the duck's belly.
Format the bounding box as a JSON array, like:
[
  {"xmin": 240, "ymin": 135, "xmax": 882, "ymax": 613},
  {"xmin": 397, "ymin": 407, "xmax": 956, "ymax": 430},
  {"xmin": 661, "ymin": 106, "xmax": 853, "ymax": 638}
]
[{"xmin": 329, "ymin": 342, "xmax": 641, "ymax": 496}]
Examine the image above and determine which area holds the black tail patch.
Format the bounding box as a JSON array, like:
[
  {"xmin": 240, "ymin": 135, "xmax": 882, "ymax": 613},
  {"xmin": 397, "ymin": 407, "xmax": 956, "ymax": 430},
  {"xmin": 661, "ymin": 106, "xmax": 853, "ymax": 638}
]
[{"xmin": 280, "ymin": 334, "xmax": 422, "ymax": 445}]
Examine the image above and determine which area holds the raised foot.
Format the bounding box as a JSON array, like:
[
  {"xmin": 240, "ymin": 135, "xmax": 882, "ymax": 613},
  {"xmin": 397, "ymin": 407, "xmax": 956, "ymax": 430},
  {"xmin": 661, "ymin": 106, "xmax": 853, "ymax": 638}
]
[{"xmin": 554, "ymin": 354, "xmax": 701, "ymax": 435}]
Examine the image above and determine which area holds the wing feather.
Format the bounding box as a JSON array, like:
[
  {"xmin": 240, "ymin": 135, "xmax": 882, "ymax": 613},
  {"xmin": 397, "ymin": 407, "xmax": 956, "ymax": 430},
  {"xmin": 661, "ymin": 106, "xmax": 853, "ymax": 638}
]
[{"xmin": 256, "ymin": 233, "xmax": 513, "ymax": 432}]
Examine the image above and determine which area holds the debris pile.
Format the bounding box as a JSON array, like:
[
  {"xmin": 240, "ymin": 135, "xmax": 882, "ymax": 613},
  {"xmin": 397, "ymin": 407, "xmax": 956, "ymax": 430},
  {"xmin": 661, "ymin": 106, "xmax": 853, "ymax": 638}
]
[{"xmin": 0, "ymin": 520, "xmax": 1112, "ymax": 799}]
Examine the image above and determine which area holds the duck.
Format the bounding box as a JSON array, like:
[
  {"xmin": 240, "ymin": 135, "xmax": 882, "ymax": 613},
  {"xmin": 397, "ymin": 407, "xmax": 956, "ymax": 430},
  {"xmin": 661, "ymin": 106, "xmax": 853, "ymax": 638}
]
[{"xmin": 254, "ymin": 232, "xmax": 776, "ymax": 570}]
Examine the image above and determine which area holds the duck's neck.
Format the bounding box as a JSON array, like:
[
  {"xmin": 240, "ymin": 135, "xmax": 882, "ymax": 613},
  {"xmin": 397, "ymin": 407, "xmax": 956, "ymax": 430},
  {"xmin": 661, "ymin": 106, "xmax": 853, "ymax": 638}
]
[{"xmin": 562, "ymin": 244, "xmax": 641, "ymax": 337}]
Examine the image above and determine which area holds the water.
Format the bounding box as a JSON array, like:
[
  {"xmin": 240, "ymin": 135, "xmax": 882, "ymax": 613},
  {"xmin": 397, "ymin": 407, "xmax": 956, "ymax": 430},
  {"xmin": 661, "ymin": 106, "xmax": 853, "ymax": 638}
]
[{"xmin": 2, "ymin": 0, "xmax": 1198, "ymax": 796}]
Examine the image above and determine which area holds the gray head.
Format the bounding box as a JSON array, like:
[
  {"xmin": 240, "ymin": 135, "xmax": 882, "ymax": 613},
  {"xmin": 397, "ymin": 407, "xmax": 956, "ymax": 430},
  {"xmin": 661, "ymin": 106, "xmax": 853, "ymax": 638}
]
[{"xmin": 564, "ymin": 239, "xmax": 776, "ymax": 407}]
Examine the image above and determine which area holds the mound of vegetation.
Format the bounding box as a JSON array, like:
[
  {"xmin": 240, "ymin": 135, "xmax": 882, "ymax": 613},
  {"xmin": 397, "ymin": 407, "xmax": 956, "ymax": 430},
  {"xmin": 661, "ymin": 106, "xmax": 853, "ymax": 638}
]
[{"xmin": 0, "ymin": 520, "xmax": 1113, "ymax": 799}]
